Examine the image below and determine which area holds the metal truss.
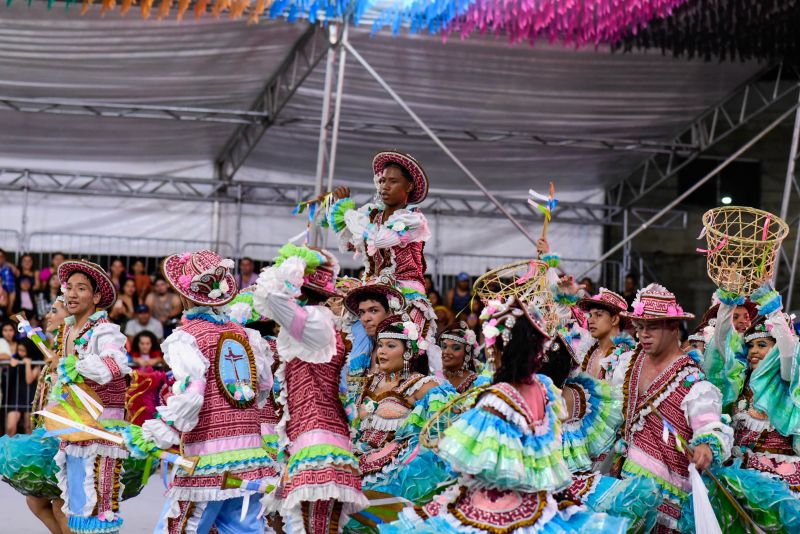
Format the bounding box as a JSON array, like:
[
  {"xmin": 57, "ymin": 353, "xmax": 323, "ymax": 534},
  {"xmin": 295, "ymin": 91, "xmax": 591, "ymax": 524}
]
[
  {"xmin": 0, "ymin": 166, "xmax": 687, "ymax": 229},
  {"xmin": 0, "ymin": 96, "xmax": 268, "ymax": 125},
  {"xmin": 215, "ymin": 23, "xmax": 337, "ymax": 182},
  {"xmin": 608, "ymin": 61, "xmax": 800, "ymax": 207}
]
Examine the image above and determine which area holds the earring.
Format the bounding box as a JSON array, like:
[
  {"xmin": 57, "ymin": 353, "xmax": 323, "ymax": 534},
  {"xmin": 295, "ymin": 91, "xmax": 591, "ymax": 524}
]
[
  {"xmin": 462, "ymin": 351, "xmax": 470, "ymax": 371},
  {"xmin": 403, "ymin": 350, "xmax": 412, "ymax": 377}
]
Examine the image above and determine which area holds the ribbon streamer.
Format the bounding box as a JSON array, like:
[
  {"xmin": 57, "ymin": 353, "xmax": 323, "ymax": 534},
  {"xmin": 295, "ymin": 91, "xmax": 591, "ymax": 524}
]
[{"xmin": 696, "ymin": 237, "xmax": 728, "ymax": 255}]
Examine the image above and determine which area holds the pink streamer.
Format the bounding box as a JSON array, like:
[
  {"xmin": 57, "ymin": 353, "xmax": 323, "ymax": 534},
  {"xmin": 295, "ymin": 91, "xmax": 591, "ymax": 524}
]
[
  {"xmin": 696, "ymin": 237, "xmax": 728, "ymax": 255},
  {"xmin": 762, "ymin": 215, "xmax": 771, "ymax": 241},
  {"xmin": 515, "ymin": 260, "xmax": 537, "ymax": 285}
]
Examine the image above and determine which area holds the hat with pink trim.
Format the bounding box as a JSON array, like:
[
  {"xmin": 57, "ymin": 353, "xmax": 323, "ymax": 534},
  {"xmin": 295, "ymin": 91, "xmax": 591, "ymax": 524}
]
[
  {"xmin": 620, "ymin": 283, "xmax": 695, "ymax": 322},
  {"xmin": 58, "ymin": 259, "xmax": 117, "ymax": 309},
  {"xmin": 162, "ymin": 250, "xmax": 237, "ymax": 306},
  {"xmin": 373, "ymin": 150, "xmax": 429, "ymax": 205},
  {"xmin": 577, "ymin": 288, "xmax": 628, "ymax": 314}
]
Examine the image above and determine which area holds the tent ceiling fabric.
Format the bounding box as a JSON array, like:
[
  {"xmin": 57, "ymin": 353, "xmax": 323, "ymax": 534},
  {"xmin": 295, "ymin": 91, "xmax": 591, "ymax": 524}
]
[{"xmin": 0, "ymin": 3, "xmax": 762, "ymax": 196}]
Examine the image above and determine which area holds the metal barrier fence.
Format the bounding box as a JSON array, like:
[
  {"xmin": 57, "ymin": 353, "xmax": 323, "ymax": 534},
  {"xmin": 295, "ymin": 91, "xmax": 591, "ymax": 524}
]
[
  {"xmin": 0, "ymin": 359, "xmax": 44, "ymax": 436},
  {"xmin": 0, "ymin": 229, "xmax": 22, "ymax": 263}
]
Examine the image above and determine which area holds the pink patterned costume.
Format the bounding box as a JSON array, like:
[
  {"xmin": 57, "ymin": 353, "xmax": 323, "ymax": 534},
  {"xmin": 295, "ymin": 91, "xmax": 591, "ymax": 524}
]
[
  {"xmin": 141, "ymin": 308, "xmax": 276, "ymax": 534},
  {"xmin": 54, "ymin": 310, "xmax": 132, "ymax": 534},
  {"xmin": 254, "ymin": 255, "xmax": 368, "ymax": 534},
  {"xmin": 609, "ymin": 348, "xmax": 733, "ymax": 532}
]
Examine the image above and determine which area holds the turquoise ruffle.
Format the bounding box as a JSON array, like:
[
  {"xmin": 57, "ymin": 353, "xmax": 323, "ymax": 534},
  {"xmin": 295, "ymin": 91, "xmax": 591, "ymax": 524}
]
[
  {"xmin": 750, "ymin": 343, "xmax": 800, "ymax": 436},
  {"xmin": 68, "ymin": 515, "xmax": 123, "ymax": 534},
  {"xmin": 581, "ymin": 474, "xmax": 660, "ymax": 533},
  {"xmin": 0, "ymin": 427, "xmax": 60, "ymax": 498},
  {"xmin": 703, "ymin": 326, "xmax": 746, "ymax": 409}
]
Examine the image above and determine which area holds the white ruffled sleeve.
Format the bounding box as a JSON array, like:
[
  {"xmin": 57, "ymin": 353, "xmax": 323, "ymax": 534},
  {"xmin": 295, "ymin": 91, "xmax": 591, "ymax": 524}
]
[
  {"xmin": 141, "ymin": 418, "xmax": 180, "ymax": 449},
  {"xmin": 764, "ymin": 312, "xmax": 798, "ymax": 381},
  {"xmin": 155, "ymin": 330, "xmax": 209, "ymax": 433},
  {"xmin": 253, "ymin": 259, "xmax": 337, "ymax": 364},
  {"xmin": 342, "ymin": 206, "xmax": 370, "ymax": 251},
  {"xmin": 608, "ymin": 349, "xmax": 635, "ymax": 388},
  {"xmin": 75, "ymin": 322, "xmax": 131, "ymax": 384},
  {"xmin": 681, "ymin": 380, "xmax": 733, "ymax": 463},
  {"xmin": 246, "ymin": 327, "xmax": 274, "ymax": 405},
  {"xmin": 364, "ymin": 209, "xmax": 430, "ymax": 256}
]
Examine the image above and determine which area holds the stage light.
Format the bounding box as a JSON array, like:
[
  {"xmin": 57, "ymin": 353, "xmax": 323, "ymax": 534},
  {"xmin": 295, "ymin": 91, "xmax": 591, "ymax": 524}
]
[{"xmin": 721, "ymin": 196, "xmax": 732, "ymax": 205}]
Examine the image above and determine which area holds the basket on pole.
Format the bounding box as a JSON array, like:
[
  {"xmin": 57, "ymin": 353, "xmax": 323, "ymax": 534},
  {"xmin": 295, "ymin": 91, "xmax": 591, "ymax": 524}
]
[{"xmin": 700, "ymin": 206, "xmax": 790, "ymax": 295}]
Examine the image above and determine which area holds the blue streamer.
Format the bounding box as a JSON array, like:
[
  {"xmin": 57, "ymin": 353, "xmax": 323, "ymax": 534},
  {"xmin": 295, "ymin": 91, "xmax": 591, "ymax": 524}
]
[{"xmin": 44, "ymin": 427, "xmax": 79, "ymax": 437}]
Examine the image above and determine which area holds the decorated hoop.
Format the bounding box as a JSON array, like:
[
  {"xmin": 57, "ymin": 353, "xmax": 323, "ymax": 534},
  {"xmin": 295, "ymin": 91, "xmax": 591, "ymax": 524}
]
[
  {"xmin": 420, "ymin": 384, "xmax": 490, "ymax": 452},
  {"xmin": 473, "ymin": 259, "xmax": 559, "ymax": 334},
  {"xmin": 700, "ymin": 206, "xmax": 790, "ymax": 295}
]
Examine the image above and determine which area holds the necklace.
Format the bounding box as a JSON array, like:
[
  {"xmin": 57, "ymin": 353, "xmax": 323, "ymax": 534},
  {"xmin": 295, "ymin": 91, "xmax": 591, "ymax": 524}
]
[{"xmin": 443, "ymin": 368, "xmax": 466, "ymax": 378}]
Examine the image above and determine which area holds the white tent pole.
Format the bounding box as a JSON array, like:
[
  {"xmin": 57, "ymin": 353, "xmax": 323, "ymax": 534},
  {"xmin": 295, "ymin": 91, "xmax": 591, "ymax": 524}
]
[
  {"xmin": 21, "ymin": 169, "xmax": 30, "ymax": 254},
  {"xmin": 211, "ymin": 201, "xmax": 221, "ymax": 251},
  {"xmin": 576, "ymin": 98, "xmax": 800, "ymax": 280},
  {"xmin": 312, "ymin": 24, "xmax": 338, "ymax": 247},
  {"xmin": 326, "ymin": 23, "xmax": 348, "ymax": 194},
  {"xmin": 774, "ymin": 87, "xmax": 800, "ymax": 282},
  {"xmin": 343, "ymin": 40, "xmax": 538, "ymax": 247}
]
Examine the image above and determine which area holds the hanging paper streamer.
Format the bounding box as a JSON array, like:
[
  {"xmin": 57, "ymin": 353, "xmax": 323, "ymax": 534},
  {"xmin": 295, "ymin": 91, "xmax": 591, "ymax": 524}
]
[
  {"xmin": 291, "ymin": 192, "xmax": 334, "ymax": 245},
  {"xmin": 528, "ymin": 182, "xmax": 557, "ymax": 238},
  {"xmin": 696, "ymin": 237, "xmax": 728, "ymax": 255}
]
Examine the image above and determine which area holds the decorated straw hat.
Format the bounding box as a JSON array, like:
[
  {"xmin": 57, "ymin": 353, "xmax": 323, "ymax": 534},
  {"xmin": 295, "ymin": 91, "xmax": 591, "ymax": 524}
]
[
  {"xmin": 479, "ymin": 296, "xmax": 551, "ymax": 348},
  {"xmin": 577, "ymin": 288, "xmax": 628, "ymax": 314},
  {"xmin": 620, "ymin": 283, "xmax": 695, "ymax": 322},
  {"xmin": 58, "ymin": 259, "xmax": 117, "ymax": 309},
  {"xmin": 162, "ymin": 250, "xmax": 237, "ymax": 306},
  {"xmin": 743, "ymin": 317, "xmax": 772, "ymax": 344},
  {"xmin": 302, "ymin": 248, "xmax": 342, "ymax": 300},
  {"xmin": 343, "ymin": 282, "xmax": 405, "ymax": 317},
  {"xmin": 373, "ymin": 150, "xmax": 429, "ymax": 205}
]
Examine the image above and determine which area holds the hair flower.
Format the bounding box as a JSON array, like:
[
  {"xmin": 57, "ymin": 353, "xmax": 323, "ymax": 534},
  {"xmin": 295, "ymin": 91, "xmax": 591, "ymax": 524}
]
[
  {"xmin": 632, "ymin": 301, "xmax": 645, "ymax": 316},
  {"xmin": 178, "ymin": 275, "xmax": 193, "ymax": 291},
  {"xmin": 178, "ymin": 252, "xmax": 192, "ymax": 264}
]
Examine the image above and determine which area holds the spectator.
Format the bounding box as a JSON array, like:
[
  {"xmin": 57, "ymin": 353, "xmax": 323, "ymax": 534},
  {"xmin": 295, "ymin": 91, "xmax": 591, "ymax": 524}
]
[
  {"xmin": 11, "ymin": 275, "xmax": 37, "ymax": 318},
  {"xmin": 423, "ymin": 274, "xmax": 435, "ymax": 294},
  {"xmin": 37, "ymin": 252, "xmax": 65, "ymax": 289},
  {"xmin": 446, "ymin": 272, "xmax": 473, "ymax": 317},
  {"xmin": 0, "ymin": 249, "xmax": 15, "ymax": 316},
  {"xmin": 578, "ymin": 277, "xmax": 595, "ymax": 296},
  {"xmin": 125, "ymin": 304, "xmax": 164, "ymax": 340},
  {"xmin": 145, "ymin": 277, "xmax": 182, "ymax": 327},
  {"xmin": 7, "ymin": 339, "xmax": 36, "ymax": 436},
  {"xmin": 35, "ymin": 274, "xmax": 62, "ymax": 319},
  {"xmin": 434, "ymin": 305, "xmax": 454, "ymax": 334},
  {"xmin": 13, "ymin": 254, "xmax": 40, "ymax": 292},
  {"xmin": 131, "ymin": 259, "xmax": 152, "ymax": 302},
  {"xmin": 236, "ymin": 257, "xmax": 259, "ymax": 288},
  {"xmin": 0, "ymin": 321, "xmax": 15, "ymax": 362},
  {"xmin": 622, "ymin": 273, "xmax": 638, "ymax": 307},
  {"xmin": 110, "ymin": 278, "xmax": 138, "ymax": 325},
  {"xmin": 428, "ymin": 290, "xmax": 442, "ymax": 307},
  {"xmin": 129, "ymin": 331, "xmax": 164, "ymax": 368},
  {"xmin": 108, "ymin": 258, "xmax": 128, "ymax": 293}
]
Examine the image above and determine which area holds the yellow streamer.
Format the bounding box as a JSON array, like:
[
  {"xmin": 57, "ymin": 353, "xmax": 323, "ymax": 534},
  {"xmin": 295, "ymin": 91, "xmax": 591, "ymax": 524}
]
[
  {"xmin": 81, "ymin": 0, "xmax": 95, "ymax": 15},
  {"xmin": 176, "ymin": 0, "xmax": 191, "ymax": 19},
  {"xmin": 141, "ymin": 0, "xmax": 154, "ymax": 19},
  {"xmin": 157, "ymin": 0, "xmax": 174, "ymax": 19},
  {"xmin": 194, "ymin": 0, "xmax": 210, "ymax": 18},
  {"xmin": 120, "ymin": 0, "xmax": 135, "ymax": 16},
  {"xmin": 229, "ymin": 0, "xmax": 250, "ymax": 18},
  {"xmin": 247, "ymin": 0, "xmax": 266, "ymax": 23}
]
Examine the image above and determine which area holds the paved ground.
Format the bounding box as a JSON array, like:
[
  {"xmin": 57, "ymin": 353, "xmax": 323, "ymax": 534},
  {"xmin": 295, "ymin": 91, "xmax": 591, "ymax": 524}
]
[{"xmin": 0, "ymin": 476, "xmax": 166, "ymax": 533}]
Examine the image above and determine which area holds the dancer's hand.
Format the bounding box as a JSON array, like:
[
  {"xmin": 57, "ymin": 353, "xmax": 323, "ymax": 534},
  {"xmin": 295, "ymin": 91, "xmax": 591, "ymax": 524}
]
[
  {"xmin": 691, "ymin": 443, "xmax": 713, "ymax": 471},
  {"xmin": 536, "ymin": 237, "xmax": 550, "ymax": 255},
  {"xmin": 333, "ymin": 186, "xmax": 350, "ymax": 200}
]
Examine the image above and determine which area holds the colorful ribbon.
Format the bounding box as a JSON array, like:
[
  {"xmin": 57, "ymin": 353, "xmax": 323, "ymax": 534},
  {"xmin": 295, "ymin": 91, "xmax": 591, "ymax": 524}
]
[{"xmin": 696, "ymin": 237, "xmax": 728, "ymax": 255}]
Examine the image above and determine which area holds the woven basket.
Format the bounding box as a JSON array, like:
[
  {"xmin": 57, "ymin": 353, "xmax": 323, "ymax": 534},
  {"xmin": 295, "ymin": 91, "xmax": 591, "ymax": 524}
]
[
  {"xmin": 701, "ymin": 206, "xmax": 789, "ymax": 295},
  {"xmin": 473, "ymin": 259, "xmax": 560, "ymax": 333},
  {"xmin": 420, "ymin": 385, "xmax": 489, "ymax": 452}
]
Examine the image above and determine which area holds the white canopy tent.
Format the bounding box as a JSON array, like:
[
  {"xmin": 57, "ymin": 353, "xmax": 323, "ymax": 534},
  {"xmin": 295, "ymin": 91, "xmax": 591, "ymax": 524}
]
[{"xmin": 0, "ymin": 3, "xmax": 764, "ymax": 279}]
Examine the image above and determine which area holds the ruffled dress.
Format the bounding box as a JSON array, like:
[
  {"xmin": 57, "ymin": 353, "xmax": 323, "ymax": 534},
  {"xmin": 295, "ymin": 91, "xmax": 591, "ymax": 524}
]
[
  {"xmin": 448, "ymin": 370, "xmax": 492, "ymax": 394},
  {"xmin": 700, "ymin": 290, "xmax": 800, "ymax": 531},
  {"xmin": 354, "ymin": 373, "xmax": 456, "ymax": 505},
  {"xmin": 380, "ymin": 376, "xmax": 629, "ymax": 533}
]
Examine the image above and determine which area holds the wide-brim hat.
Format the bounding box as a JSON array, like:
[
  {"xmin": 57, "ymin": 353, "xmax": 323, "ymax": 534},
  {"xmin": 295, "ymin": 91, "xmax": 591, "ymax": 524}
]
[
  {"xmin": 344, "ymin": 283, "xmax": 405, "ymax": 317},
  {"xmin": 301, "ymin": 248, "xmax": 342, "ymax": 301},
  {"xmin": 373, "ymin": 150, "xmax": 429, "ymax": 205},
  {"xmin": 163, "ymin": 250, "xmax": 237, "ymax": 306},
  {"xmin": 58, "ymin": 260, "xmax": 117, "ymax": 309},
  {"xmin": 577, "ymin": 288, "xmax": 627, "ymax": 314},
  {"xmin": 620, "ymin": 283, "xmax": 695, "ymax": 322}
]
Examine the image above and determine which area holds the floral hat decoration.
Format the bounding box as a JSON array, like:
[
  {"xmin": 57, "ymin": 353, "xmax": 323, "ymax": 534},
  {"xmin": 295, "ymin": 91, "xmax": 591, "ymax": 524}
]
[
  {"xmin": 163, "ymin": 250, "xmax": 237, "ymax": 306},
  {"xmin": 438, "ymin": 321, "xmax": 479, "ymax": 365},
  {"xmin": 480, "ymin": 296, "xmax": 551, "ymax": 348},
  {"xmin": 620, "ymin": 283, "xmax": 695, "ymax": 322},
  {"xmin": 376, "ymin": 313, "xmax": 428, "ymax": 375}
]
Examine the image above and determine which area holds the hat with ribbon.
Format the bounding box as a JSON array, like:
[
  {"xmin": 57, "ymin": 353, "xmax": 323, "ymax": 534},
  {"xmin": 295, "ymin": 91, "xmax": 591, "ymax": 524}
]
[
  {"xmin": 162, "ymin": 250, "xmax": 237, "ymax": 306},
  {"xmin": 272, "ymin": 244, "xmax": 341, "ymax": 302},
  {"xmin": 58, "ymin": 259, "xmax": 117, "ymax": 309},
  {"xmin": 620, "ymin": 283, "xmax": 695, "ymax": 322},
  {"xmin": 373, "ymin": 150, "xmax": 429, "ymax": 205}
]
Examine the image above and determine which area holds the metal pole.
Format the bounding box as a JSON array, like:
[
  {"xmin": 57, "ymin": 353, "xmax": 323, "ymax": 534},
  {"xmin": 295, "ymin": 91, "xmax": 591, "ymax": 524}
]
[
  {"xmin": 326, "ymin": 23, "xmax": 348, "ymax": 194},
  {"xmin": 775, "ymin": 86, "xmax": 800, "ymax": 281},
  {"xmin": 343, "ymin": 40, "xmax": 538, "ymax": 247},
  {"xmin": 577, "ymin": 100, "xmax": 800, "ymax": 279},
  {"xmin": 21, "ymin": 169, "xmax": 30, "ymax": 253},
  {"xmin": 312, "ymin": 24, "xmax": 337, "ymax": 247},
  {"xmin": 621, "ymin": 208, "xmax": 630, "ymax": 290},
  {"xmin": 786, "ymin": 216, "xmax": 800, "ymax": 310},
  {"xmin": 433, "ymin": 202, "xmax": 441, "ymax": 290},
  {"xmin": 235, "ymin": 184, "xmax": 244, "ymax": 259},
  {"xmin": 211, "ymin": 201, "xmax": 221, "ymax": 251}
]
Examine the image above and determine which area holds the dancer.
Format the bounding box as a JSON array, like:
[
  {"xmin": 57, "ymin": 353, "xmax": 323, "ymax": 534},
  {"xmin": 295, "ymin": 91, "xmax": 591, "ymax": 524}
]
[
  {"xmin": 700, "ymin": 283, "xmax": 800, "ymax": 531},
  {"xmin": 329, "ymin": 150, "xmax": 439, "ymax": 373},
  {"xmin": 254, "ymin": 244, "xmax": 367, "ymax": 533},
  {"xmin": 341, "ymin": 282, "xmax": 404, "ymax": 425},
  {"xmin": 136, "ymin": 250, "xmax": 276, "ymax": 534},
  {"xmin": 353, "ymin": 315, "xmax": 455, "ymax": 506},
  {"xmin": 437, "ymin": 321, "xmax": 489, "ymax": 393},
  {"xmin": 381, "ymin": 297, "xmax": 629, "ymax": 533},
  {"xmin": 610, "ymin": 283, "xmax": 733, "ymax": 533},
  {"xmin": 574, "ymin": 288, "xmax": 635, "ymax": 380},
  {"xmin": 52, "ymin": 260, "xmax": 132, "ymax": 534},
  {"xmin": 0, "ymin": 296, "xmax": 69, "ymax": 534}
]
